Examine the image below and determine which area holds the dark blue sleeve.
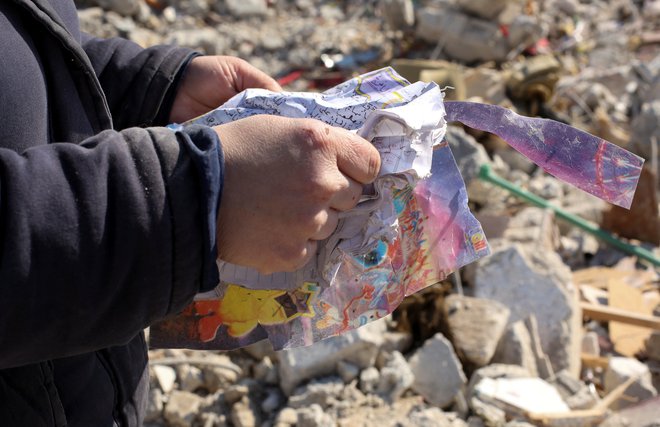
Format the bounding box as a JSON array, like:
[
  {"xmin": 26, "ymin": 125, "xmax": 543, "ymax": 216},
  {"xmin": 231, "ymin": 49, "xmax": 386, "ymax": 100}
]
[
  {"xmin": 179, "ymin": 125, "xmax": 223, "ymax": 292},
  {"xmin": 81, "ymin": 34, "xmax": 200, "ymax": 129},
  {"xmin": 0, "ymin": 125, "xmax": 223, "ymax": 369}
]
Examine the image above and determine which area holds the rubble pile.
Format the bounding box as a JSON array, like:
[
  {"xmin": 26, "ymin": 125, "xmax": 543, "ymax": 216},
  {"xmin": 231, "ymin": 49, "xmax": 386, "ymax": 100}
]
[{"xmin": 75, "ymin": 0, "xmax": 660, "ymax": 426}]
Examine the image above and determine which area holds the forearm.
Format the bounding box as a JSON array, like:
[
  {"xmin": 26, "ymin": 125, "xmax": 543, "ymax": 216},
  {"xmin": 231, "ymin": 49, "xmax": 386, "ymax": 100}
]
[
  {"xmin": 0, "ymin": 125, "xmax": 221, "ymax": 368},
  {"xmin": 81, "ymin": 35, "xmax": 199, "ymax": 129}
]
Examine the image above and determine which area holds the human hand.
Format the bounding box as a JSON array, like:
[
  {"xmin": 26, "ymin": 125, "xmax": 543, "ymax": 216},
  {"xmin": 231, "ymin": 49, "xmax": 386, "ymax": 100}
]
[
  {"xmin": 214, "ymin": 115, "xmax": 381, "ymax": 274},
  {"xmin": 170, "ymin": 56, "xmax": 282, "ymax": 123}
]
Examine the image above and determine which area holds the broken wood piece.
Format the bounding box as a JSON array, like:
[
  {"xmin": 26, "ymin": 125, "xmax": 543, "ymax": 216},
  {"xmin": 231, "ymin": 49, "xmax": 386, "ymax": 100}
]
[
  {"xmin": 580, "ymin": 353, "xmax": 609, "ymax": 370},
  {"xmin": 527, "ymin": 374, "xmax": 641, "ymax": 426},
  {"xmin": 581, "ymin": 302, "xmax": 660, "ymax": 330}
]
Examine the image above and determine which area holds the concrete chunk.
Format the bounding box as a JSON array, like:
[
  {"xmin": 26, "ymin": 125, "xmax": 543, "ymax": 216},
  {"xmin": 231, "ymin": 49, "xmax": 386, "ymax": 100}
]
[
  {"xmin": 409, "ymin": 333, "xmax": 467, "ymax": 408},
  {"xmin": 278, "ymin": 319, "xmax": 386, "ymax": 395},
  {"xmin": 444, "ymin": 294, "xmax": 510, "ymax": 368},
  {"xmin": 492, "ymin": 320, "xmax": 539, "ymax": 377},
  {"xmin": 604, "ymin": 357, "xmax": 657, "ymax": 410},
  {"xmin": 163, "ymin": 390, "xmax": 203, "ymax": 427},
  {"xmin": 456, "ymin": 0, "xmax": 507, "ymax": 20},
  {"xmin": 471, "ymin": 244, "xmax": 581, "ymax": 376}
]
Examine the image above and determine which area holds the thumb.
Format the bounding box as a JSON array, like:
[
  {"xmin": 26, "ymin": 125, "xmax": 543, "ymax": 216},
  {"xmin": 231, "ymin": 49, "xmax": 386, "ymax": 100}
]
[
  {"xmin": 332, "ymin": 128, "xmax": 381, "ymax": 184},
  {"xmin": 235, "ymin": 60, "xmax": 283, "ymax": 93}
]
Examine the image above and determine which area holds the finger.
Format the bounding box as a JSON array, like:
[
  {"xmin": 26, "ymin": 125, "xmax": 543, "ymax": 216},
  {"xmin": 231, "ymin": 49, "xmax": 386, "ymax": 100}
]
[
  {"xmin": 286, "ymin": 240, "xmax": 317, "ymax": 272},
  {"xmin": 236, "ymin": 59, "xmax": 283, "ymax": 92},
  {"xmin": 331, "ymin": 128, "xmax": 381, "ymax": 184},
  {"xmin": 310, "ymin": 209, "xmax": 339, "ymax": 241},
  {"xmin": 328, "ymin": 175, "xmax": 363, "ymax": 211}
]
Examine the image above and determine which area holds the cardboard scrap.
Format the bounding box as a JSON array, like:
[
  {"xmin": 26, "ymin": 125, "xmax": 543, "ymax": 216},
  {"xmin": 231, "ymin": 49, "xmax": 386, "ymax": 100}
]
[
  {"xmin": 608, "ymin": 280, "xmax": 658, "ymax": 356},
  {"xmin": 572, "ymin": 266, "xmax": 658, "ymax": 291}
]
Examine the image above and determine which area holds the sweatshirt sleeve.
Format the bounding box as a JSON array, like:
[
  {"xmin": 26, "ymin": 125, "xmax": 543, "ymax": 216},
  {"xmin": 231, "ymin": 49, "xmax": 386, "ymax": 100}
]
[
  {"xmin": 81, "ymin": 35, "xmax": 199, "ymax": 129},
  {"xmin": 0, "ymin": 125, "xmax": 222, "ymax": 369}
]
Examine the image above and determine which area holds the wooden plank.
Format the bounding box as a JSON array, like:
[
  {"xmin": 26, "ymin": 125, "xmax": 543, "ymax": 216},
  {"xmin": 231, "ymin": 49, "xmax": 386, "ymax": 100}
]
[
  {"xmin": 581, "ymin": 302, "xmax": 660, "ymax": 330},
  {"xmin": 573, "ymin": 267, "xmax": 629, "ymax": 290}
]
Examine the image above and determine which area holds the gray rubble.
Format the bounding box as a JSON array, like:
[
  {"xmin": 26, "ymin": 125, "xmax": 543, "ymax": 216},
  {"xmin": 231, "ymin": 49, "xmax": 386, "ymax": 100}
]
[
  {"xmin": 409, "ymin": 333, "xmax": 467, "ymax": 408},
  {"xmin": 604, "ymin": 357, "xmax": 658, "ymax": 410},
  {"xmin": 278, "ymin": 318, "xmax": 386, "ymax": 395},
  {"xmin": 469, "ymin": 243, "xmax": 581, "ymax": 376},
  {"xmin": 75, "ymin": 0, "xmax": 660, "ymax": 426},
  {"xmin": 444, "ymin": 294, "xmax": 510, "ymax": 368}
]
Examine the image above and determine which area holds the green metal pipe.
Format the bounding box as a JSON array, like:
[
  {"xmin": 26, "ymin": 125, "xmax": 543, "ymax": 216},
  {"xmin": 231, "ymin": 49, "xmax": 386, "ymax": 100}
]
[{"xmin": 478, "ymin": 164, "xmax": 660, "ymax": 267}]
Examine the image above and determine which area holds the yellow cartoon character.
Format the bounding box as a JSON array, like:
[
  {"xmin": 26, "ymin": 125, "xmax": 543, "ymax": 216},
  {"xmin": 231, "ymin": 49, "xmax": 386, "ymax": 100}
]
[{"xmin": 193, "ymin": 283, "xmax": 316, "ymax": 341}]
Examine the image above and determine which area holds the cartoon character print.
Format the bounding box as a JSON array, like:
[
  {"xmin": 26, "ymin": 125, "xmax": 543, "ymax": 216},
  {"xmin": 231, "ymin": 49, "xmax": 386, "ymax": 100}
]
[{"xmin": 192, "ymin": 283, "xmax": 317, "ymax": 342}]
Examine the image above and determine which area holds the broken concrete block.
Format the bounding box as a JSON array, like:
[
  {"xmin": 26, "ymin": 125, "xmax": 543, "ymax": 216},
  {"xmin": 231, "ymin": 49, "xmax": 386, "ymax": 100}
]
[
  {"xmin": 614, "ymin": 395, "xmax": 660, "ymax": 427},
  {"xmin": 152, "ymin": 365, "xmax": 177, "ymax": 394},
  {"xmin": 604, "ymin": 357, "xmax": 657, "ymax": 410},
  {"xmin": 511, "ymin": 15, "xmax": 546, "ymax": 48},
  {"xmin": 376, "ymin": 351, "xmax": 414, "ymax": 401},
  {"xmin": 176, "ymin": 364, "xmax": 204, "ymax": 392},
  {"xmin": 444, "ymin": 125, "xmax": 492, "ymax": 184},
  {"xmin": 408, "ymin": 407, "xmax": 469, "ymax": 427},
  {"xmin": 296, "ymin": 403, "xmax": 335, "ymax": 427},
  {"xmin": 468, "ymin": 364, "xmax": 533, "ymax": 391},
  {"xmin": 444, "ymin": 294, "xmax": 510, "ymax": 368},
  {"xmin": 231, "ymin": 396, "xmax": 261, "ymax": 427},
  {"xmin": 409, "ymin": 333, "xmax": 467, "ymax": 408},
  {"xmin": 492, "ymin": 320, "xmax": 539, "ymax": 377},
  {"xmin": 275, "ymin": 407, "xmax": 298, "ymax": 425},
  {"xmin": 201, "ymin": 355, "xmax": 242, "ymax": 392},
  {"xmin": 97, "ymin": 0, "xmax": 140, "ymax": 16},
  {"xmin": 552, "ymin": 370, "xmax": 599, "ymax": 410},
  {"xmin": 502, "ymin": 207, "xmax": 561, "ymax": 253},
  {"xmin": 261, "ymin": 388, "xmax": 284, "ymax": 413},
  {"xmin": 524, "ymin": 315, "xmax": 555, "ymax": 380},
  {"xmin": 471, "ymin": 244, "xmax": 581, "ymax": 377},
  {"xmin": 474, "ymin": 377, "xmax": 570, "ymax": 415},
  {"xmin": 560, "ymin": 187, "xmax": 606, "ymax": 229},
  {"xmin": 416, "ymin": 8, "xmax": 509, "ymax": 63},
  {"xmin": 243, "ymin": 339, "xmax": 278, "ymax": 362},
  {"xmin": 336, "ymin": 360, "xmax": 360, "ymax": 383},
  {"xmin": 379, "ymin": 0, "xmax": 414, "ymax": 31},
  {"xmin": 456, "ymin": 0, "xmax": 507, "ymax": 20},
  {"xmin": 164, "ymin": 390, "xmax": 203, "ymax": 427},
  {"xmin": 224, "ymin": 0, "xmax": 269, "ymax": 18},
  {"xmin": 359, "ymin": 367, "xmax": 380, "ymax": 394},
  {"xmin": 278, "ymin": 318, "xmax": 386, "ymax": 395},
  {"xmin": 380, "ymin": 330, "xmax": 413, "ymax": 354},
  {"xmin": 463, "ymin": 67, "xmax": 508, "ymax": 105},
  {"xmin": 631, "ymin": 100, "xmax": 660, "ymax": 162},
  {"xmin": 223, "ymin": 384, "xmax": 249, "ymax": 405},
  {"xmin": 253, "ymin": 356, "xmax": 278, "ymax": 385},
  {"xmin": 473, "ymin": 212, "xmax": 511, "ymax": 240},
  {"xmin": 288, "ymin": 377, "xmax": 344, "ymax": 409},
  {"xmin": 467, "ymin": 364, "xmax": 532, "ymax": 426},
  {"xmin": 164, "ymin": 28, "xmax": 226, "ymax": 56}
]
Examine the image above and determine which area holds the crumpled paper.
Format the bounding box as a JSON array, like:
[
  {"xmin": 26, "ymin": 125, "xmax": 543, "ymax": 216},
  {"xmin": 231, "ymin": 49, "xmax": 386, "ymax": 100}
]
[{"xmin": 150, "ymin": 67, "xmax": 643, "ymax": 351}]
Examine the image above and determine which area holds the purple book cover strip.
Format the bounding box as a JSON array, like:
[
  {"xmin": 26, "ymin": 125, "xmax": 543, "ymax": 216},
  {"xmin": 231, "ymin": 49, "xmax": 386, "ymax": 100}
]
[{"xmin": 445, "ymin": 101, "xmax": 644, "ymax": 209}]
